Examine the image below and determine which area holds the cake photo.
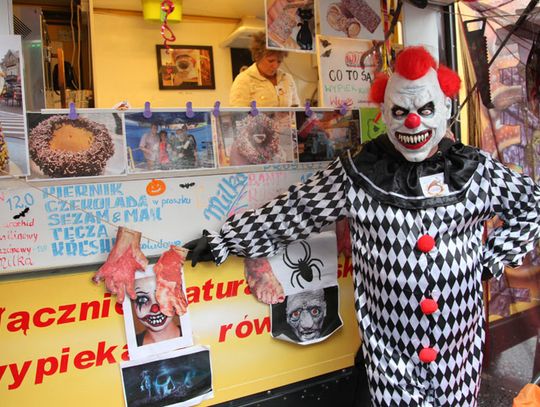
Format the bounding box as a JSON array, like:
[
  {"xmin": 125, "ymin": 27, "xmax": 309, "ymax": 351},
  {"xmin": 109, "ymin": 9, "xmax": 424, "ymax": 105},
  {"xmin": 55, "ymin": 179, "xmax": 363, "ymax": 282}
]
[{"xmin": 28, "ymin": 114, "xmax": 115, "ymax": 178}]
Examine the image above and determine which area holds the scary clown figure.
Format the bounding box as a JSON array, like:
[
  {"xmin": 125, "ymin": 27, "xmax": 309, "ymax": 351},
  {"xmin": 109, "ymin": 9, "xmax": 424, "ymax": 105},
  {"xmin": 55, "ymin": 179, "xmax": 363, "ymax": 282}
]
[
  {"xmin": 185, "ymin": 46, "xmax": 540, "ymax": 406},
  {"xmin": 133, "ymin": 275, "xmax": 182, "ymax": 346}
]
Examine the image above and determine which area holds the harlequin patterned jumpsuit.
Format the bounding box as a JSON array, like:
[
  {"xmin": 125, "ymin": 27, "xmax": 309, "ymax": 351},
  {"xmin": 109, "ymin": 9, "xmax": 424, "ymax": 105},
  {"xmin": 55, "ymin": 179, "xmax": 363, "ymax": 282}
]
[{"xmin": 205, "ymin": 136, "xmax": 540, "ymax": 406}]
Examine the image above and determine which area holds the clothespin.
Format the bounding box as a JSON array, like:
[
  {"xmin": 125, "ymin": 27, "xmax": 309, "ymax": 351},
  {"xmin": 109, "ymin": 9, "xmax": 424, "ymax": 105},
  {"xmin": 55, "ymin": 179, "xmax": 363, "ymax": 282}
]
[
  {"xmin": 249, "ymin": 100, "xmax": 259, "ymax": 116},
  {"xmin": 304, "ymin": 100, "xmax": 313, "ymax": 117},
  {"xmin": 339, "ymin": 103, "xmax": 347, "ymax": 116},
  {"xmin": 68, "ymin": 102, "xmax": 78, "ymax": 120},
  {"xmin": 186, "ymin": 101, "xmax": 195, "ymax": 118},
  {"xmin": 212, "ymin": 101, "xmax": 221, "ymax": 118},
  {"xmin": 143, "ymin": 101, "xmax": 152, "ymax": 119}
]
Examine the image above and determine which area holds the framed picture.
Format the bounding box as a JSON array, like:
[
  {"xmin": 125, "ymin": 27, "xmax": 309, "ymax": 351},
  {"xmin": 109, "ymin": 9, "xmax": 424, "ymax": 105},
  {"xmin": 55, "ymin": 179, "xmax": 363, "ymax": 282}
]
[{"xmin": 156, "ymin": 45, "xmax": 216, "ymax": 90}]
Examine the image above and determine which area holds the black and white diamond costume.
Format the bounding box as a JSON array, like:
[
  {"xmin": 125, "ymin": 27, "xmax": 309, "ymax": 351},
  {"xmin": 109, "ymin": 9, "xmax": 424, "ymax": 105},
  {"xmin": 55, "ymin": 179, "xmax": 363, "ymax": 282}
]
[
  {"xmin": 185, "ymin": 47, "xmax": 540, "ymax": 406},
  {"xmin": 203, "ymin": 134, "xmax": 540, "ymax": 406}
]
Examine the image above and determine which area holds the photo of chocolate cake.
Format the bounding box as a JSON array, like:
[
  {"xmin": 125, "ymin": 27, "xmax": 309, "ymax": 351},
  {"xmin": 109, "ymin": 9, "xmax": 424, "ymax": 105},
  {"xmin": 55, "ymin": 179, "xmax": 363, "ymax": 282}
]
[
  {"xmin": 28, "ymin": 115, "xmax": 114, "ymax": 178},
  {"xmin": 0, "ymin": 124, "xmax": 9, "ymax": 174}
]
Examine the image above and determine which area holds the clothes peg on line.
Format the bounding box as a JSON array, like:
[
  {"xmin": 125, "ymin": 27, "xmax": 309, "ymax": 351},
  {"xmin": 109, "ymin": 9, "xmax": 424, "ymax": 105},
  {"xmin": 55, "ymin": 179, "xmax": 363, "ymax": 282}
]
[
  {"xmin": 143, "ymin": 101, "xmax": 152, "ymax": 119},
  {"xmin": 249, "ymin": 100, "xmax": 259, "ymax": 116},
  {"xmin": 186, "ymin": 101, "xmax": 195, "ymax": 118},
  {"xmin": 304, "ymin": 100, "xmax": 313, "ymax": 117},
  {"xmin": 68, "ymin": 102, "xmax": 78, "ymax": 120},
  {"xmin": 213, "ymin": 101, "xmax": 221, "ymax": 117}
]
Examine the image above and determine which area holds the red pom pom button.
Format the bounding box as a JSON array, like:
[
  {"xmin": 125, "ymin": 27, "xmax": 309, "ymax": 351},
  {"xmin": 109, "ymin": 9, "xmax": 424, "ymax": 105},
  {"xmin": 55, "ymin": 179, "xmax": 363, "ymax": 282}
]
[
  {"xmin": 420, "ymin": 298, "xmax": 439, "ymax": 314},
  {"xmin": 417, "ymin": 234, "xmax": 435, "ymax": 253},
  {"xmin": 419, "ymin": 347, "xmax": 437, "ymax": 363}
]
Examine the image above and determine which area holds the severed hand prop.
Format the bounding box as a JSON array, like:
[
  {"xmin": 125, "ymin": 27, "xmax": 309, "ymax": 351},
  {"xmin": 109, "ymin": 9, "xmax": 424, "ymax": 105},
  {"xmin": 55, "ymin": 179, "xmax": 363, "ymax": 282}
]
[
  {"xmin": 154, "ymin": 245, "xmax": 189, "ymax": 317},
  {"xmin": 92, "ymin": 227, "xmax": 148, "ymax": 303}
]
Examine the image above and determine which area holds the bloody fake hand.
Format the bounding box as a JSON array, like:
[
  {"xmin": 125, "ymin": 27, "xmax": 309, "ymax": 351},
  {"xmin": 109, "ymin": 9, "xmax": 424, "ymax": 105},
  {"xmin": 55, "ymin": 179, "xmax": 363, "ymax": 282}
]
[
  {"xmin": 92, "ymin": 227, "xmax": 149, "ymax": 303},
  {"xmin": 154, "ymin": 246, "xmax": 189, "ymax": 317},
  {"xmin": 244, "ymin": 257, "xmax": 285, "ymax": 305}
]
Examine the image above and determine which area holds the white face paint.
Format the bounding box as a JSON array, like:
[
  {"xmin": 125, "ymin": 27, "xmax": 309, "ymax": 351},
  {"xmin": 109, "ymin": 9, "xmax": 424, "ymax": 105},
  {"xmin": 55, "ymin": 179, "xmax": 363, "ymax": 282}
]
[{"xmin": 382, "ymin": 69, "xmax": 452, "ymax": 162}]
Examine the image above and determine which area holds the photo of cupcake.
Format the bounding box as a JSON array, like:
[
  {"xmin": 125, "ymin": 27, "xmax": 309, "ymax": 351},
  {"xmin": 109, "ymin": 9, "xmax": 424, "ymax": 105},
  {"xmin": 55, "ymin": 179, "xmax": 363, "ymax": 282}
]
[{"xmin": 27, "ymin": 112, "xmax": 127, "ymax": 179}]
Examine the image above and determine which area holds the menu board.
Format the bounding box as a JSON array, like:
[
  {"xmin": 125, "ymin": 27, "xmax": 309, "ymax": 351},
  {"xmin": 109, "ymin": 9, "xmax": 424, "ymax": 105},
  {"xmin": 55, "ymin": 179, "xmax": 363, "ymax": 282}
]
[{"xmin": 0, "ymin": 168, "xmax": 322, "ymax": 274}]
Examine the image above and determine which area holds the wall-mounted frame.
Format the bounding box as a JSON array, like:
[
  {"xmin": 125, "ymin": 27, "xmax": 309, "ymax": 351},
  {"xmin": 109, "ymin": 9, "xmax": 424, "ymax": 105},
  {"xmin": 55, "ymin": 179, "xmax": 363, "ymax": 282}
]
[{"xmin": 156, "ymin": 45, "xmax": 216, "ymax": 90}]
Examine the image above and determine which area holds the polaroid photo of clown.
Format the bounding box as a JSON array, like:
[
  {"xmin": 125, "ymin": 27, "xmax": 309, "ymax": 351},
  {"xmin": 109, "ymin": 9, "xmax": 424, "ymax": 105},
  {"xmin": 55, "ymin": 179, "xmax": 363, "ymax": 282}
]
[{"xmin": 123, "ymin": 267, "xmax": 193, "ymax": 360}]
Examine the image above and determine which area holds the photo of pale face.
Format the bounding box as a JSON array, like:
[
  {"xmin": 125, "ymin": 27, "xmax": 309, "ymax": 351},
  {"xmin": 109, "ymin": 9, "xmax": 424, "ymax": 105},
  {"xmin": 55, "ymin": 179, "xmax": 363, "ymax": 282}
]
[
  {"xmin": 134, "ymin": 276, "xmax": 181, "ymax": 346},
  {"xmin": 286, "ymin": 289, "xmax": 327, "ymax": 342}
]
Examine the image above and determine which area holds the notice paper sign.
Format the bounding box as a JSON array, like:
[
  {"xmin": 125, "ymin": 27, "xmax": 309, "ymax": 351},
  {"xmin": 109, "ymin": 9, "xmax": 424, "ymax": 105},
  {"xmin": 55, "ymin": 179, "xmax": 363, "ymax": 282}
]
[{"xmin": 317, "ymin": 35, "xmax": 379, "ymax": 109}]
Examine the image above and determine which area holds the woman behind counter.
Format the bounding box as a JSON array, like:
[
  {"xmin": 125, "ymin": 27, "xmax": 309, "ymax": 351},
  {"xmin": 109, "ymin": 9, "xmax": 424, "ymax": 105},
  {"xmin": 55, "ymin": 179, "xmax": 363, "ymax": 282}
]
[{"xmin": 229, "ymin": 31, "xmax": 300, "ymax": 107}]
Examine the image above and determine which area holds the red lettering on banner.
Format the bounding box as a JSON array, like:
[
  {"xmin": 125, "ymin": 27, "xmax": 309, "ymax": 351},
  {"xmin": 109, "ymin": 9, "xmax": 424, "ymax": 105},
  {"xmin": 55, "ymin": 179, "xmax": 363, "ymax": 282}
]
[
  {"xmin": 218, "ymin": 316, "xmax": 271, "ymax": 342},
  {"xmin": 218, "ymin": 324, "xmax": 233, "ymax": 342},
  {"xmin": 35, "ymin": 356, "xmax": 58, "ymax": 384},
  {"xmin": 121, "ymin": 344, "xmax": 129, "ymax": 362},
  {"xmin": 0, "ymin": 341, "xmax": 127, "ymax": 390},
  {"xmin": 0, "ymin": 293, "xmax": 123, "ymax": 335},
  {"xmin": 57, "ymin": 304, "xmax": 76, "ymax": 324},
  {"xmin": 73, "ymin": 350, "xmax": 96, "ymax": 369},
  {"xmin": 59, "ymin": 347, "xmax": 70, "ymax": 373},
  {"xmin": 202, "ymin": 279, "xmax": 214, "ymax": 301},
  {"xmin": 338, "ymin": 256, "xmax": 353, "ymax": 278},
  {"xmin": 33, "ymin": 307, "xmax": 56, "ymax": 328},
  {"xmin": 186, "ymin": 278, "xmax": 249, "ymax": 304},
  {"xmin": 8, "ymin": 361, "xmax": 31, "ymax": 390},
  {"xmin": 95, "ymin": 341, "xmax": 117, "ymax": 366},
  {"xmin": 7, "ymin": 311, "xmax": 30, "ymax": 335}
]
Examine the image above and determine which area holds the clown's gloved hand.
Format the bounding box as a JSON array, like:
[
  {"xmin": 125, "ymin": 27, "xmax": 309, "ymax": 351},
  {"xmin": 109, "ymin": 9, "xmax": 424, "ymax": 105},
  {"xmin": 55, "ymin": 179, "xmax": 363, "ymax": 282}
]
[
  {"xmin": 184, "ymin": 232, "xmax": 214, "ymax": 267},
  {"xmin": 92, "ymin": 227, "xmax": 148, "ymax": 303},
  {"xmin": 154, "ymin": 246, "xmax": 189, "ymax": 317}
]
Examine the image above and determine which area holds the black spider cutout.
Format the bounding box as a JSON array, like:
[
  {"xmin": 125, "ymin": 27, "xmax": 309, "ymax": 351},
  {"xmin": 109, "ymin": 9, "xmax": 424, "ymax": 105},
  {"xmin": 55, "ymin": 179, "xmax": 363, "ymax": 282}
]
[{"xmin": 283, "ymin": 241, "xmax": 324, "ymax": 289}]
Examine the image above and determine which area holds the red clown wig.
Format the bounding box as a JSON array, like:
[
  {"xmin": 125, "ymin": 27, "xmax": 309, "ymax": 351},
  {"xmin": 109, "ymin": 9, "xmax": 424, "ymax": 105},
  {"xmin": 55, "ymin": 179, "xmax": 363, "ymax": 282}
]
[{"xmin": 369, "ymin": 46, "xmax": 461, "ymax": 103}]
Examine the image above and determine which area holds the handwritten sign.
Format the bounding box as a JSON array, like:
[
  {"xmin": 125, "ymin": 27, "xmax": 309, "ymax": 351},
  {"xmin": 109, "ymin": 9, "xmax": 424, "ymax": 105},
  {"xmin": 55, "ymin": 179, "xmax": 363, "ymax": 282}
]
[
  {"xmin": 317, "ymin": 35, "xmax": 378, "ymax": 109},
  {"xmin": 0, "ymin": 170, "xmax": 311, "ymax": 274}
]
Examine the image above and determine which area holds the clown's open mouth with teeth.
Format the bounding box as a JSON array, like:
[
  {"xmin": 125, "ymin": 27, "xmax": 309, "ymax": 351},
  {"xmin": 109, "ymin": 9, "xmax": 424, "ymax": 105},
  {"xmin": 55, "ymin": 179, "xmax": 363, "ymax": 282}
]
[
  {"xmin": 141, "ymin": 312, "xmax": 168, "ymax": 328},
  {"xmin": 395, "ymin": 130, "xmax": 432, "ymax": 149}
]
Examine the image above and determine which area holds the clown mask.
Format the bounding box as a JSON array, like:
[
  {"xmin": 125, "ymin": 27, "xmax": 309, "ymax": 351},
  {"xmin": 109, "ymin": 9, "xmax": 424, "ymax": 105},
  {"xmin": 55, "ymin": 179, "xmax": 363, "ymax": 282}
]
[{"xmin": 382, "ymin": 68, "xmax": 452, "ymax": 162}]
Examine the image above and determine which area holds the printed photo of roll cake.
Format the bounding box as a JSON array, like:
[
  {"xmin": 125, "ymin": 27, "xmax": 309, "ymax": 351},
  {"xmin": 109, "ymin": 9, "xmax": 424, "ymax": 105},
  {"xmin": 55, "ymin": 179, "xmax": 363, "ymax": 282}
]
[
  {"xmin": 28, "ymin": 114, "xmax": 114, "ymax": 178},
  {"xmin": 339, "ymin": 0, "xmax": 381, "ymax": 33}
]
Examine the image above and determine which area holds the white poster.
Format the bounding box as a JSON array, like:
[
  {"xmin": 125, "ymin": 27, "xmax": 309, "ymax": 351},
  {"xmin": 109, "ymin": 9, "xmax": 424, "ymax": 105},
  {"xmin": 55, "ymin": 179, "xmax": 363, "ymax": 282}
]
[
  {"xmin": 269, "ymin": 230, "xmax": 343, "ymax": 345},
  {"xmin": 317, "ymin": 35, "xmax": 379, "ymax": 108},
  {"xmin": 319, "ymin": 0, "xmax": 384, "ymax": 40},
  {"xmin": 0, "ymin": 169, "xmax": 312, "ymax": 274}
]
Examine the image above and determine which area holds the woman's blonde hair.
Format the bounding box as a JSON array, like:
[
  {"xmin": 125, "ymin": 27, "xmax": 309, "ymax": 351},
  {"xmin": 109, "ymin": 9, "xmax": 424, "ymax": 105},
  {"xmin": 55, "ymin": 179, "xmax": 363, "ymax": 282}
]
[{"xmin": 250, "ymin": 31, "xmax": 288, "ymax": 62}]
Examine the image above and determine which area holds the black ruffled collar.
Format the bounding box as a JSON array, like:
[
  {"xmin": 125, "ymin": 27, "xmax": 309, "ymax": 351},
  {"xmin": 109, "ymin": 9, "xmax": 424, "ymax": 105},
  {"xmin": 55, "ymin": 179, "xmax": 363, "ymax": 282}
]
[{"xmin": 341, "ymin": 134, "xmax": 482, "ymax": 209}]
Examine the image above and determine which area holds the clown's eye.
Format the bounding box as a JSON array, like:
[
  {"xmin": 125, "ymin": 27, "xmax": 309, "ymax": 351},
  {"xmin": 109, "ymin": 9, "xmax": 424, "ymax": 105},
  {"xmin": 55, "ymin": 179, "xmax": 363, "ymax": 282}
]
[
  {"xmin": 391, "ymin": 106, "xmax": 408, "ymax": 118},
  {"xmin": 418, "ymin": 102, "xmax": 434, "ymax": 116},
  {"xmin": 310, "ymin": 307, "xmax": 321, "ymax": 317},
  {"xmin": 135, "ymin": 295, "xmax": 150, "ymax": 308}
]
